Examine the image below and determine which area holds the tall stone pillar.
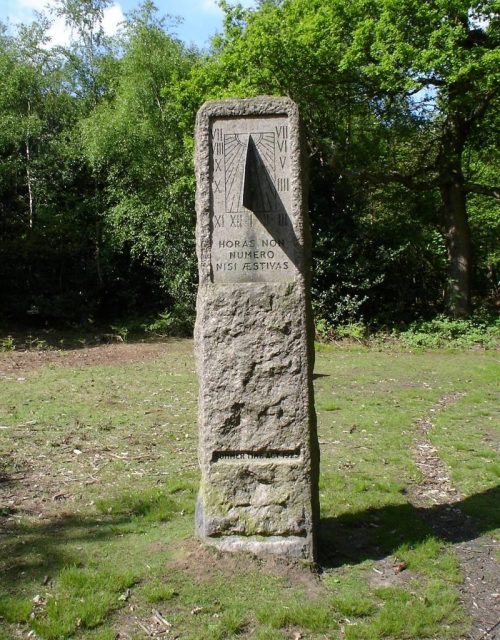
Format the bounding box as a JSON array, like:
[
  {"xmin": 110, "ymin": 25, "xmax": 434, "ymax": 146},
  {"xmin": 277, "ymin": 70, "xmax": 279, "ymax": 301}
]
[{"xmin": 194, "ymin": 97, "xmax": 319, "ymax": 560}]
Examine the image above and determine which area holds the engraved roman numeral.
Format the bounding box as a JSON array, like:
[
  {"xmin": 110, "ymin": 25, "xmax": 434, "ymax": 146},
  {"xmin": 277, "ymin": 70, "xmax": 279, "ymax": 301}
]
[
  {"xmin": 277, "ymin": 178, "xmax": 289, "ymax": 192},
  {"xmin": 214, "ymin": 179, "xmax": 222, "ymax": 193},
  {"xmin": 213, "ymin": 128, "xmax": 223, "ymax": 141},
  {"xmin": 214, "ymin": 158, "xmax": 222, "ymax": 172},
  {"xmin": 279, "ymin": 156, "xmax": 286, "ymax": 169},
  {"xmin": 275, "ymin": 125, "xmax": 288, "ymax": 139},
  {"xmin": 277, "ymin": 140, "xmax": 287, "ymax": 153},
  {"xmin": 230, "ymin": 214, "xmax": 242, "ymax": 227},
  {"xmin": 212, "ymin": 142, "xmax": 224, "ymax": 154},
  {"xmin": 214, "ymin": 215, "xmax": 224, "ymax": 228},
  {"xmin": 278, "ymin": 213, "xmax": 289, "ymax": 226}
]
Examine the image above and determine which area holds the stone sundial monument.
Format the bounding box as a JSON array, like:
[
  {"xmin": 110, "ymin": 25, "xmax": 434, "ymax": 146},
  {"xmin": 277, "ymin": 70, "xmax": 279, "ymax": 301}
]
[{"xmin": 194, "ymin": 97, "xmax": 319, "ymax": 560}]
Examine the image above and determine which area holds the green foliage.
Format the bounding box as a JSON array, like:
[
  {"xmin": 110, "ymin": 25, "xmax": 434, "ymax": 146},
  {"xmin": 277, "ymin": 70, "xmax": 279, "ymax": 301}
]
[
  {"xmin": 396, "ymin": 314, "xmax": 500, "ymax": 349},
  {"xmin": 96, "ymin": 489, "xmax": 178, "ymax": 522},
  {"xmin": 96, "ymin": 480, "xmax": 196, "ymax": 523},
  {"xmin": 253, "ymin": 629, "xmax": 285, "ymax": 640},
  {"xmin": 256, "ymin": 599, "xmax": 334, "ymax": 631},
  {"xmin": 142, "ymin": 581, "xmax": 176, "ymax": 604},
  {"xmin": 326, "ymin": 574, "xmax": 379, "ymax": 618},
  {"xmin": 316, "ymin": 320, "xmax": 367, "ymax": 343},
  {"xmin": 31, "ymin": 567, "xmax": 137, "ymax": 639},
  {"xmin": 0, "ymin": 336, "xmax": 15, "ymax": 351},
  {"xmin": 204, "ymin": 610, "xmax": 247, "ymax": 639},
  {"xmin": 80, "ymin": 10, "xmax": 198, "ymax": 324},
  {"xmin": 332, "ymin": 593, "xmax": 377, "ymax": 618},
  {"xmin": 145, "ymin": 304, "xmax": 195, "ymax": 337},
  {"xmin": 315, "ymin": 314, "xmax": 499, "ymax": 348},
  {"xmin": 0, "ymin": 0, "xmax": 499, "ymax": 328},
  {"xmin": 318, "ymin": 400, "xmax": 342, "ymax": 412},
  {"xmin": 345, "ymin": 582, "xmax": 464, "ymax": 640},
  {"xmin": 394, "ymin": 537, "xmax": 462, "ymax": 582},
  {"xmin": 0, "ymin": 2, "xmax": 198, "ymax": 330},
  {"xmin": 25, "ymin": 334, "xmax": 50, "ymax": 350},
  {"xmin": 195, "ymin": 0, "xmax": 499, "ymax": 319},
  {"xmin": 85, "ymin": 630, "xmax": 117, "ymax": 640},
  {"xmin": 0, "ymin": 596, "xmax": 32, "ymax": 623}
]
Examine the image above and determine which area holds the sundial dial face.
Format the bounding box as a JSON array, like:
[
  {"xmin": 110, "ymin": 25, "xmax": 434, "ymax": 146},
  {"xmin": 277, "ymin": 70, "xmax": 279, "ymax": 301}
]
[
  {"xmin": 210, "ymin": 116, "xmax": 298, "ymax": 283},
  {"xmin": 225, "ymin": 132, "xmax": 277, "ymax": 213}
]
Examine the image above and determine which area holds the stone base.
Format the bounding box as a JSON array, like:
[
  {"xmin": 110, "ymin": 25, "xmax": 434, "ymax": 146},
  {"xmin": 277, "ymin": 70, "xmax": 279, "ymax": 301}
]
[
  {"xmin": 200, "ymin": 533, "xmax": 313, "ymax": 559},
  {"xmin": 195, "ymin": 496, "xmax": 314, "ymax": 559}
]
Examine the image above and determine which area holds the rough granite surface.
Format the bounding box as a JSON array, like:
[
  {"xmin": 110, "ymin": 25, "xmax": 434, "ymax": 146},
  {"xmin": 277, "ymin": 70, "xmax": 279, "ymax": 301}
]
[{"xmin": 194, "ymin": 97, "xmax": 319, "ymax": 560}]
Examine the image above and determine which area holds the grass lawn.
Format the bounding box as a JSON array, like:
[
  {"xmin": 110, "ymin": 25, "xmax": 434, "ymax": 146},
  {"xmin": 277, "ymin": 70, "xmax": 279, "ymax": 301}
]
[{"xmin": 0, "ymin": 340, "xmax": 498, "ymax": 639}]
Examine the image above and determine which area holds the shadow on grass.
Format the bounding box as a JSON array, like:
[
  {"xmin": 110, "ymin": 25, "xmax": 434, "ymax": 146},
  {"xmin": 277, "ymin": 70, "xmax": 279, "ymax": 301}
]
[
  {"xmin": 0, "ymin": 481, "xmax": 196, "ymax": 597},
  {"xmin": 319, "ymin": 485, "xmax": 500, "ymax": 568},
  {"xmin": 1, "ymin": 485, "xmax": 497, "ymax": 594},
  {"xmin": 0, "ymin": 512, "xmax": 137, "ymax": 596}
]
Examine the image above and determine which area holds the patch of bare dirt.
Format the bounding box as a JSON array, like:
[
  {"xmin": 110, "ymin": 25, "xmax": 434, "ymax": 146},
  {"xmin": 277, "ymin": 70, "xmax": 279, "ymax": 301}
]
[
  {"xmin": 0, "ymin": 340, "xmax": 192, "ymax": 377},
  {"xmin": 365, "ymin": 554, "xmax": 419, "ymax": 590},
  {"xmin": 166, "ymin": 537, "xmax": 324, "ymax": 596},
  {"xmin": 111, "ymin": 539, "xmax": 325, "ymax": 640},
  {"xmin": 410, "ymin": 392, "xmax": 500, "ymax": 640},
  {"xmin": 412, "ymin": 392, "xmax": 465, "ymax": 507}
]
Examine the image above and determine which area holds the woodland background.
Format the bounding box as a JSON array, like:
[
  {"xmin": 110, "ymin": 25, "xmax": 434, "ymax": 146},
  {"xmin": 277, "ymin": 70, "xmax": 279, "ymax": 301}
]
[{"xmin": 0, "ymin": 0, "xmax": 498, "ymax": 336}]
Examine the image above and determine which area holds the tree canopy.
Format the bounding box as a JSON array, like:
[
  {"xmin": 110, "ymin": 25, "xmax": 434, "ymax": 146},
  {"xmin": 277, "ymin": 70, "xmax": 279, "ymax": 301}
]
[{"xmin": 0, "ymin": 0, "xmax": 498, "ymax": 331}]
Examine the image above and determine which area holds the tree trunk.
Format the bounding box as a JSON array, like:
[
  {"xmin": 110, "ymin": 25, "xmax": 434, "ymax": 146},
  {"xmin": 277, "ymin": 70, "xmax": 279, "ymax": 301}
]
[
  {"xmin": 439, "ymin": 179, "xmax": 472, "ymax": 317},
  {"xmin": 95, "ymin": 218, "xmax": 103, "ymax": 288},
  {"xmin": 26, "ymin": 139, "xmax": 34, "ymax": 230},
  {"xmin": 437, "ymin": 110, "xmax": 472, "ymax": 317},
  {"xmin": 26, "ymin": 99, "xmax": 34, "ymax": 230}
]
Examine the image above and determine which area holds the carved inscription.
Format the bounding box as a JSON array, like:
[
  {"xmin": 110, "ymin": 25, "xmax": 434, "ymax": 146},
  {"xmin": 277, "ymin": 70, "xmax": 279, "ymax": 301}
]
[
  {"xmin": 277, "ymin": 178, "xmax": 289, "ymax": 192},
  {"xmin": 212, "ymin": 448, "xmax": 301, "ymax": 462},
  {"xmin": 210, "ymin": 116, "xmax": 297, "ymax": 283}
]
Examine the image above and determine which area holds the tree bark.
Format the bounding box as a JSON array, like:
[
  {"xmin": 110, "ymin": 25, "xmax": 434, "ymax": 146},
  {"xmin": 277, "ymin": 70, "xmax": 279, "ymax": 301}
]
[
  {"xmin": 26, "ymin": 138, "xmax": 34, "ymax": 230},
  {"xmin": 95, "ymin": 218, "xmax": 103, "ymax": 288},
  {"xmin": 26, "ymin": 99, "xmax": 34, "ymax": 230},
  {"xmin": 437, "ymin": 111, "xmax": 472, "ymax": 317},
  {"xmin": 439, "ymin": 179, "xmax": 472, "ymax": 317}
]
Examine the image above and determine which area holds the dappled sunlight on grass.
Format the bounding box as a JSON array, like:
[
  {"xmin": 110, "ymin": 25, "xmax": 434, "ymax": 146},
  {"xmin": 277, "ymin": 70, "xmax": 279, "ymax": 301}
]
[{"xmin": 0, "ymin": 342, "xmax": 498, "ymax": 638}]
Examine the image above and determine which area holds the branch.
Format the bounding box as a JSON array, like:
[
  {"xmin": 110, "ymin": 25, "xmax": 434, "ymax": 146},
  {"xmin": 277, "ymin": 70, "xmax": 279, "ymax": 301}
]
[
  {"xmin": 465, "ymin": 89, "xmax": 498, "ymax": 129},
  {"xmin": 464, "ymin": 182, "xmax": 500, "ymax": 199},
  {"xmin": 413, "ymin": 75, "xmax": 445, "ymax": 88}
]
